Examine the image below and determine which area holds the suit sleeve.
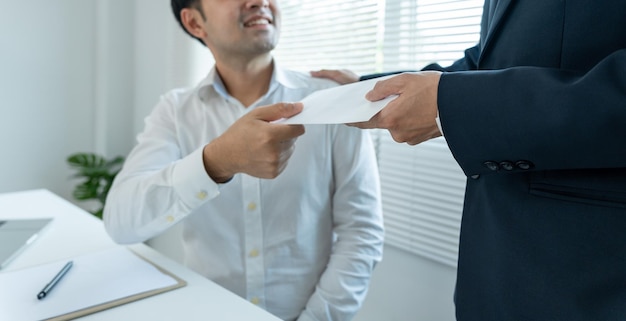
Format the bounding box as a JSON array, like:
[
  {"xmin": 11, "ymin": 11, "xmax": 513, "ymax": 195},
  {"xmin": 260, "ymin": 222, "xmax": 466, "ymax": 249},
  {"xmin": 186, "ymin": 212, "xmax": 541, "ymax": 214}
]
[
  {"xmin": 437, "ymin": 49, "xmax": 626, "ymax": 176},
  {"xmin": 423, "ymin": 44, "xmax": 481, "ymax": 72}
]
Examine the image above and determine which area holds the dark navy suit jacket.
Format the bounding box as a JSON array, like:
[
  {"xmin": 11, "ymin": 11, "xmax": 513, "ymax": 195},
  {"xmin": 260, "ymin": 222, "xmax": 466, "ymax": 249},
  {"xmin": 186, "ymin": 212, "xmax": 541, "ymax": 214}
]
[{"xmin": 369, "ymin": 1, "xmax": 626, "ymax": 320}]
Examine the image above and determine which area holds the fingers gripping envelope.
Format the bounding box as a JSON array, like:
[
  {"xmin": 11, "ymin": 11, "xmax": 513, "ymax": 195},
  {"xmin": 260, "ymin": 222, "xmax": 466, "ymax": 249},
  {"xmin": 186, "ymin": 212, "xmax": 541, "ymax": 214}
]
[{"xmin": 275, "ymin": 76, "xmax": 397, "ymax": 125}]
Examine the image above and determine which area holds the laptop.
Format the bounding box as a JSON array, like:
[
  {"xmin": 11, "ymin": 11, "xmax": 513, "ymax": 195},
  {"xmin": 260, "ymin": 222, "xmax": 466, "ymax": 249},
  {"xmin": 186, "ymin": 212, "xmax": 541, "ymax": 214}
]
[{"xmin": 0, "ymin": 218, "xmax": 52, "ymax": 270}]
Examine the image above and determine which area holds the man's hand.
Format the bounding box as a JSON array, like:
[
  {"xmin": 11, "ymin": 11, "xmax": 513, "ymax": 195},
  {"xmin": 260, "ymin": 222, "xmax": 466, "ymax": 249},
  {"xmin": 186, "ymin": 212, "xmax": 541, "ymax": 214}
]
[
  {"xmin": 349, "ymin": 72, "xmax": 443, "ymax": 145},
  {"xmin": 203, "ymin": 103, "xmax": 305, "ymax": 182},
  {"xmin": 310, "ymin": 69, "xmax": 359, "ymax": 85}
]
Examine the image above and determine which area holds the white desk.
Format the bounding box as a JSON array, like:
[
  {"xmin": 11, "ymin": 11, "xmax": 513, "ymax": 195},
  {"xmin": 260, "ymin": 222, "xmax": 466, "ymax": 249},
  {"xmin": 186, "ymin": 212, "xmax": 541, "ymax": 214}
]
[{"xmin": 0, "ymin": 189, "xmax": 281, "ymax": 321}]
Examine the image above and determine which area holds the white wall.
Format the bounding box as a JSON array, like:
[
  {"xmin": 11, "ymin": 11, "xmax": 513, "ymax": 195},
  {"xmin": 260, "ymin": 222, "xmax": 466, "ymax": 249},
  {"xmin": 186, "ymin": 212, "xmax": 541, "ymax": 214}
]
[
  {"xmin": 1, "ymin": 1, "xmax": 457, "ymax": 320},
  {"xmin": 0, "ymin": 0, "xmax": 200, "ymax": 203},
  {"xmin": 93, "ymin": 1, "xmax": 136, "ymax": 157},
  {"xmin": 0, "ymin": 1, "xmax": 98, "ymax": 200},
  {"xmin": 133, "ymin": 0, "xmax": 212, "ymax": 134}
]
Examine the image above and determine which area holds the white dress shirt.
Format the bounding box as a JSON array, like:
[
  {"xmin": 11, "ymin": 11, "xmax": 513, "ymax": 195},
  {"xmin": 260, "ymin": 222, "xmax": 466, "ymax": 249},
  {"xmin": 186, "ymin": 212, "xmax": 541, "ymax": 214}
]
[{"xmin": 104, "ymin": 63, "xmax": 384, "ymax": 321}]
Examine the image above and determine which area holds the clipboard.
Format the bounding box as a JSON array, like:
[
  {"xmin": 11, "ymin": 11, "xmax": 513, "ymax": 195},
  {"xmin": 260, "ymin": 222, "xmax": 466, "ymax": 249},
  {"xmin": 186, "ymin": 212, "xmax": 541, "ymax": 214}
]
[{"xmin": 0, "ymin": 246, "xmax": 187, "ymax": 321}]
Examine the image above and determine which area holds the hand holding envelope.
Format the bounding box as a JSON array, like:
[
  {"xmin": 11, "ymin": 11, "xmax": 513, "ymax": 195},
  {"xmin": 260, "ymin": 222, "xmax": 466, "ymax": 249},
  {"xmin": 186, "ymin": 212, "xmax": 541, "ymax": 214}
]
[
  {"xmin": 275, "ymin": 76, "xmax": 397, "ymax": 125},
  {"xmin": 278, "ymin": 71, "xmax": 443, "ymax": 147}
]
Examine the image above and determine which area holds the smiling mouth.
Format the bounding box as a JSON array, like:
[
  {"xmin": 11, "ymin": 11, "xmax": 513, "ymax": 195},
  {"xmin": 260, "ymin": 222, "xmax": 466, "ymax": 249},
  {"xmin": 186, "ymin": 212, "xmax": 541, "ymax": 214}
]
[{"xmin": 244, "ymin": 18, "xmax": 272, "ymax": 27}]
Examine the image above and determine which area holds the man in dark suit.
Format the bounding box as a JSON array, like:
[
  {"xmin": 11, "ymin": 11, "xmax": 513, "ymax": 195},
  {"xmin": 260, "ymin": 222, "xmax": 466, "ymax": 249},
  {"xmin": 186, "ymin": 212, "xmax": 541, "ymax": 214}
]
[{"xmin": 315, "ymin": 0, "xmax": 626, "ymax": 320}]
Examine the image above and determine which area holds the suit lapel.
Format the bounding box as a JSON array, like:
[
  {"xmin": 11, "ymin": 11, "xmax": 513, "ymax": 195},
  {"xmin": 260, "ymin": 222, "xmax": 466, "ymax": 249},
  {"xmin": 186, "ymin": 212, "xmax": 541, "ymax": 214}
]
[{"xmin": 479, "ymin": 0, "xmax": 513, "ymax": 61}]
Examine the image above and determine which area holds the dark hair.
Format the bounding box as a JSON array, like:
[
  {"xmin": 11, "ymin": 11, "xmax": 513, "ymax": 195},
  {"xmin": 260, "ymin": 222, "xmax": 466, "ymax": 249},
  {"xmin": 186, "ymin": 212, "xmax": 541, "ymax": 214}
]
[{"xmin": 171, "ymin": 0, "xmax": 206, "ymax": 45}]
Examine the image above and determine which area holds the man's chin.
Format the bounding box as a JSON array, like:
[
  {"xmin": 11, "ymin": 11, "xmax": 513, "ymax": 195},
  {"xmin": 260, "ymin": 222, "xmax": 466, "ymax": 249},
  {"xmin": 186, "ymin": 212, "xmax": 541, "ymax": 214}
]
[{"xmin": 250, "ymin": 40, "xmax": 277, "ymax": 53}]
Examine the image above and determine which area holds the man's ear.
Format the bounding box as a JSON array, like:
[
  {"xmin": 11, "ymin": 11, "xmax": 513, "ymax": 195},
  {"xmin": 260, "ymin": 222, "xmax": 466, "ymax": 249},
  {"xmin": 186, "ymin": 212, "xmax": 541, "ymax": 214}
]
[{"xmin": 180, "ymin": 8, "xmax": 206, "ymax": 40}]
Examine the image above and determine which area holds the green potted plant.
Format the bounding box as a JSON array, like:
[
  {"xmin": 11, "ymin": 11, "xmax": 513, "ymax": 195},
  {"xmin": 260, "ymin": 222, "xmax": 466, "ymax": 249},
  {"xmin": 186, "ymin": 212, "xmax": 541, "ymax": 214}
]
[{"xmin": 67, "ymin": 153, "xmax": 124, "ymax": 219}]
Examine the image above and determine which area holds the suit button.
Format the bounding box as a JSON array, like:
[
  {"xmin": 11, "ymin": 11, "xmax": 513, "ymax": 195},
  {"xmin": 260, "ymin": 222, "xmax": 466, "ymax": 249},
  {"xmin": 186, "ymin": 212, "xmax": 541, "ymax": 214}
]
[
  {"xmin": 516, "ymin": 160, "xmax": 533, "ymax": 170},
  {"xmin": 470, "ymin": 174, "xmax": 480, "ymax": 180},
  {"xmin": 483, "ymin": 161, "xmax": 499, "ymax": 171},
  {"xmin": 500, "ymin": 161, "xmax": 514, "ymax": 171}
]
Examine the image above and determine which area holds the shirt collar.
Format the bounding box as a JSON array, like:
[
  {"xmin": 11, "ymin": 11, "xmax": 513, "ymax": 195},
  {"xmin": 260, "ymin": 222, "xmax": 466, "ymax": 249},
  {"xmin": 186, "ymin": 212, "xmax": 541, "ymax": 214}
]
[
  {"xmin": 273, "ymin": 61, "xmax": 309, "ymax": 89},
  {"xmin": 196, "ymin": 59, "xmax": 309, "ymax": 103}
]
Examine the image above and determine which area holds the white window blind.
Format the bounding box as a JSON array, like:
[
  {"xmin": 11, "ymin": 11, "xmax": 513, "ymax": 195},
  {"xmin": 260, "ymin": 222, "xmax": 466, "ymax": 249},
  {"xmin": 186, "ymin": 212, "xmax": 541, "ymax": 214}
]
[
  {"xmin": 275, "ymin": 0, "xmax": 382, "ymax": 74},
  {"xmin": 376, "ymin": 0, "xmax": 482, "ymax": 268},
  {"xmin": 378, "ymin": 136, "xmax": 466, "ymax": 267},
  {"xmin": 275, "ymin": 0, "xmax": 483, "ymax": 268},
  {"xmin": 383, "ymin": 0, "xmax": 483, "ymax": 70}
]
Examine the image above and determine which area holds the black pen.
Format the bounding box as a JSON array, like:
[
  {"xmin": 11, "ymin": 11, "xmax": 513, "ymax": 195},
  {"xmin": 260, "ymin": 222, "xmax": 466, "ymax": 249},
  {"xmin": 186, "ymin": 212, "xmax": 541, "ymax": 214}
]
[{"xmin": 37, "ymin": 261, "xmax": 73, "ymax": 300}]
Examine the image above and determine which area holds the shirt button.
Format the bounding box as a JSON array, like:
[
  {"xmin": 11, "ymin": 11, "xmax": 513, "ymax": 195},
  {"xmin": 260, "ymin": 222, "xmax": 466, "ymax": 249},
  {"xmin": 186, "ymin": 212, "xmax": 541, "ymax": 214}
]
[
  {"xmin": 250, "ymin": 297, "xmax": 260, "ymax": 305},
  {"xmin": 249, "ymin": 249, "xmax": 259, "ymax": 258},
  {"xmin": 166, "ymin": 215, "xmax": 175, "ymax": 223},
  {"xmin": 247, "ymin": 202, "xmax": 257, "ymax": 211},
  {"xmin": 196, "ymin": 190, "xmax": 208, "ymax": 200}
]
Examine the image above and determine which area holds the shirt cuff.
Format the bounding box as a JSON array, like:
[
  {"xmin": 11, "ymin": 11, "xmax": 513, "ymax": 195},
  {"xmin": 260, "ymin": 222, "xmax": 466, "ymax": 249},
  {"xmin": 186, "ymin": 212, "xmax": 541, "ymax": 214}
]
[
  {"xmin": 435, "ymin": 110, "xmax": 444, "ymax": 136},
  {"xmin": 172, "ymin": 147, "xmax": 220, "ymax": 210}
]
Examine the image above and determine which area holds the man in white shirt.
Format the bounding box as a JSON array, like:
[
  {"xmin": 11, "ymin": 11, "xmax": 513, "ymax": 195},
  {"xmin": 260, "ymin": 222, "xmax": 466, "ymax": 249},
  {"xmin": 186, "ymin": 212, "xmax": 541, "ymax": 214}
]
[{"xmin": 103, "ymin": 1, "xmax": 384, "ymax": 321}]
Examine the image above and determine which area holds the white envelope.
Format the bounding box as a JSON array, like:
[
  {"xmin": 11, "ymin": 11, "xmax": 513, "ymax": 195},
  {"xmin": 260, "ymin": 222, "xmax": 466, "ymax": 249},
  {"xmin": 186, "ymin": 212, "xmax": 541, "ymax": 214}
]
[{"xmin": 276, "ymin": 76, "xmax": 397, "ymax": 125}]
